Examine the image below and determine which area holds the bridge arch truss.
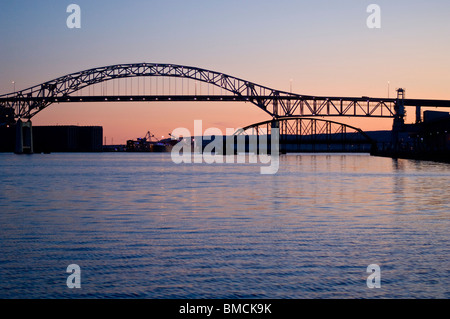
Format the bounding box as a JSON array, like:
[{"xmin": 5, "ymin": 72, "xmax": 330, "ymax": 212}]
[
  {"xmin": 0, "ymin": 63, "xmax": 397, "ymax": 123},
  {"xmin": 235, "ymin": 117, "xmax": 376, "ymax": 153}
]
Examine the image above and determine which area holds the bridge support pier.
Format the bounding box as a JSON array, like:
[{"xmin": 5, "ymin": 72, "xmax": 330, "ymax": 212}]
[
  {"xmin": 392, "ymin": 89, "xmax": 406, "ymax": 151},
  {"xmin": 15, "ymin": 119, "xmax": 33, "ymax": 154},
  {"xmin": 271, "ymin": 119, "xmax": 285, "ymax": 154},
  {"xmin": 415, "ymin": 105, "xmax": 422, "ymax": 123}
]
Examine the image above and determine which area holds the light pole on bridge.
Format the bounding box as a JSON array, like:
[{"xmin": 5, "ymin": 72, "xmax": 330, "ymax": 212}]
[{"xmin": 388, "ymin": 81, "xmax": 390, "ymax": 99}]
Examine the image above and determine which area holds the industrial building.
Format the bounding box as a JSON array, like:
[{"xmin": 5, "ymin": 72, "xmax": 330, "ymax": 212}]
[
  {"xmin": 0, "ymin": 125, "xmax": 103, "ymax": 153},
  {"xmin": 372, "ymin": 110, "xmax": 450, "ymax": 162}
]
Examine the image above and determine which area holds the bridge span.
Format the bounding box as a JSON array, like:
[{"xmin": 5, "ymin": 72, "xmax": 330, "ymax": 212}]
[
  {"xmin": 1, "ymin": 63, "xmax": 450, "ymax": 154},
  {"xmin": 0, "ymin": 63, "xmax": 400, "ymax": 123}
]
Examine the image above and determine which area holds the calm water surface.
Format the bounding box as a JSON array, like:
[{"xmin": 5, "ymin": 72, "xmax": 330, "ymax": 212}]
[{"xmin": 0, "ymin": 153, "xmax": 449, "ymax": 298}]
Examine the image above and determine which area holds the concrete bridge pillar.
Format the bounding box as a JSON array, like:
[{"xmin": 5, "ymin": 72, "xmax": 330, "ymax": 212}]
[
  {"xmin": 415, "ymin": 105, "xmax": 422, "ymax": 123},
  {"xmin": 271, "ymin": 119, "xmax": 284, "ymax": 154},
  {"xmin": 15, "ymin": 119, "xmax": 33, "ymax": 154}
]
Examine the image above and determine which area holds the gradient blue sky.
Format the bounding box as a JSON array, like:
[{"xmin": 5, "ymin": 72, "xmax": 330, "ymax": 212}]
[{"xmin": 1, "ymin": 0, "xmax": 450, "ymax": 142}]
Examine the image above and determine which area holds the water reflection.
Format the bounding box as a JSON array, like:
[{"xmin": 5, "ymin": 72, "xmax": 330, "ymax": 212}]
[{"xmin": 0, "ymin": 153, "xmax": 449, "ymax": 298}]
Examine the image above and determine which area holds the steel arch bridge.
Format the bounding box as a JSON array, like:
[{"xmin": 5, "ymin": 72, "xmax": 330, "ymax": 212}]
[
  {"xmin": 234, "ymin": 117, "xmax": 376, "ymax": 152},
  {"xmin": 0, "ymin": 63, "xmax": 403, "ymax": 124},
  {"xmin": 2, "ymin": 62, "xmax": 450, "ymax": 131}
]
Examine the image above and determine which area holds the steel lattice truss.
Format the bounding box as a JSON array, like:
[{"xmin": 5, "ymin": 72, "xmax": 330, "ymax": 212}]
[
  {"xmin": 0, "ymin": 63, "xmax": 400, "ymax": 124},
  {"xmin": 236, "ymin": 117, "xmax": 374, "ymax": 146}
]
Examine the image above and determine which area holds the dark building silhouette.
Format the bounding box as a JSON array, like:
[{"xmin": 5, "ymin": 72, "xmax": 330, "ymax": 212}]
[
  {"xmin": 372, "ymin": 111, "xmax": 450, "ymax": 162},
  {"xmin": 0, "ymin": 125, "xmax": 103, "ymax": 153}
]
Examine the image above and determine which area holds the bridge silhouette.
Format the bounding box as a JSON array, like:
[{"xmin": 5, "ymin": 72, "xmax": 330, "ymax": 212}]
[
  {"xmin": 1, "ymin": 63, "xmax": 450, "ymax": 154},
  {"xmin": 235, "ymin": 117, "xmax": 376, "ymax": 153}
]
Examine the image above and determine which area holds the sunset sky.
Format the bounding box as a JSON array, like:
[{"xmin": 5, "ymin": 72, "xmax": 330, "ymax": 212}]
[{"xmin": 1, "ymin": 0, "xmax": 450, "ymax": 143}]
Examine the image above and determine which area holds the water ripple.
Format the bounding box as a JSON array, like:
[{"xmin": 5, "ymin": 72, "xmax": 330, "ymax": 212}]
[{"xmin": 0, "ymin": 153, "xmax": 449, "ymax": 298}]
